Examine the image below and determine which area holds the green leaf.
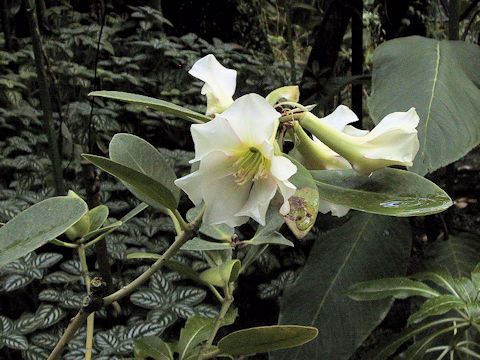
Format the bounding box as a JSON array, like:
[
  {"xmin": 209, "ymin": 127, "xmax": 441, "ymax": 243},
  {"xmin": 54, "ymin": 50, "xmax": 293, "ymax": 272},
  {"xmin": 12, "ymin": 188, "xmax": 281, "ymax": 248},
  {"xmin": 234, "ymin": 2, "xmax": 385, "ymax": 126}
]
[
  {"xmin": 134, "ymin": 336, "xmax": 174, "ymax": 360},
  {"xmin": 347, "ymin": 278, "xmax": 440, "ymax": 300},
  {"xmin": 244, "ymin": 206, "xmax": 293, "ymax": 247},
  {"xmin": 109, "ymin": 133, "xmax": 180, "ymax": 210},
  {"xmin": 3, "ymin": 333, "xmax": 28, "ymax": 350},
  {"xmin": 181, "ymin": 238, "xmax": 231, "ymax": 251},
  {"xmin": 424, "ymin": 233, "xmax": 480, "ymax": 278},
  {"xmin": 311, "ymin": 168, "xmax": 452, "ymax": 217},
  {"xmin": 81, "ymin": 220, "xmax": 123, "ymax": 242},
  {"xmin": 35, "ymin": 304, "xmax": 66, "ymax": 328},
  {"xmin": 177, "ymin": 312, "xmax": 237, "ymax": 360},
  {"xmin": 282, "ymin": 156, "xmax": 319, "ymax": 239},
  {"xmin": 187, "ymin": 207, "xmax": 234, "ymax": 241},
  {"xmin": 199, "ymin": 260, "xmax": 241, "ymax": 287},
  {"xmin": 412, "ymin": 268, "xmax": 458, "ymax": 296},
  {"xmin": 89, "ymin": 91, "xmax": 210, "ymax": 123},
  {"xmin": 407, "ymin": 295, "xmax": 465, "ymax": 326},
  {"xmin": 218, "ymin": 325, "xmax": 317, "ymax": 356},
  {"xmin": 0, "ymin": 197, "xmax": 88, "ymax": 267},
  {"xmin": 274, "ymin": 213, "xmax": 412, "ymax": 360},
  {"xmin": 82, "ymin": 155, "xmax": 178, "ymax": 210},
  {"xmin": 369, "ymin": 36, "xmax": 480, "ymax": 175},
  {"xmin": 87, "ymin": 205, "xmax": 109, "ymax": 232}
]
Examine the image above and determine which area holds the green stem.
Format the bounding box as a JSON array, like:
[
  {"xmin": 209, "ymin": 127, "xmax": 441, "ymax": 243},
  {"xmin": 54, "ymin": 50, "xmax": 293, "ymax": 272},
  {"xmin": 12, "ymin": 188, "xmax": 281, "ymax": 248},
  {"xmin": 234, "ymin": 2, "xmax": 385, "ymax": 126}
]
[
  {"xmin": 208, "ymin": 284, "xmax": 224, "ymax": 303},
  {"xmin": 51, "ymin": 239, "xmax": 79, "ymax": 248},
  {"xmin": 199, "ymin": 284, "xmax": 234, "ymax": 360},
  {"xmin": 77, "ymin": 245, "xmax": 93, "ymax": 360},
  {"xmin": 103, "ymin": 209, "xmax": 203, "ymax": 306},
  {"xmin": 172, "ymin": 209, "xmax": 190, "ymax": 232},
  {"xmin": 167, "ymin": 209, "xmax": 182, "ymax": 234},
  {"xmin": 200, "ymin": 349, "xmax": 221, "ymax": 360}
]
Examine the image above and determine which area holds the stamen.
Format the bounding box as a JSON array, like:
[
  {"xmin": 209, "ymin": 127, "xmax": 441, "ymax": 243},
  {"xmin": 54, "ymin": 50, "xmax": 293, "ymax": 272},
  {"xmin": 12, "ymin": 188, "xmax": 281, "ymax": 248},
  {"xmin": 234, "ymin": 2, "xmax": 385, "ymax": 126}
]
[{"xmin": 233, "ymin": 147, "xmax": 270, "ymax": 185}]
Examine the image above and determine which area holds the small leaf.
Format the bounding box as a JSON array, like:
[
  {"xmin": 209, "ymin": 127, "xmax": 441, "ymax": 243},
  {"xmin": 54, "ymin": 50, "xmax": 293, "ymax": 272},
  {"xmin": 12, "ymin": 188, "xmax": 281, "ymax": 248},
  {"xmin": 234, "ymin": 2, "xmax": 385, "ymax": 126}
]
[
  {"xmin": 87, "ymin": 205, "xmax": 109, "ymax": 232},
  {"xmin": 14, "ymin": 313, "xmax": 40, "ymax": 335},
  {"xmin": 218, "ymin": 325, "xmax": 318, "ymax": 356},
  {"xmin": 130, "ymin": 289, "xmax": 162, "ymax": 309},
  {"xmin": 0, "ymin": 196, "xmax": 88, "ymax": 267},
  {"xmin": 81, "ymin": 220, "xmax": 122, "ymax": 241},
  {"xmin": 3, "ymin": 274, "xmax": 33, "ymax": 292},
  {"xmin": 35, "ymin": 304, "xmax": 66, "ymax": 328},
  {"xmin": 347, "ymin": 278, "xmax": 440, "ymax": 300},
  {"xmin": 134, "ymin": 336, "xmax": 174, "ymax": 360},
  {"xmin": 89, "ymin": 91, "xmax": 209, "ymax": 123},
  {"xmin": 181, "ymin": 238, "xmax": 231, "ymax": 251},
  {"xmin": 127, "ymin": 322, "xmax": 165, "ymax": 338},
  {"xmin": 82, "ymin": 154, "xmax": 178, "ymax": 210},
  {"xmin": 244, "ymin": 232, "xmax": 293, "ymax": 247},
  {"xmin": 245, "ymin": 207, "xmax": 293, "ymax": 247},
  {"xmin": 199, "ymin": 260, "xmax": 241, "ymax": 287},
  {"xmin": 4, "ymin": 333, "xmax": 29, "ymax": 350},
  {"xmin": 33, "ymin": 253, "xmax": 63, "ymax": 269},
  {"xmin": 407, "ymin": 295, "xmax": 465, "ymax": 326}
]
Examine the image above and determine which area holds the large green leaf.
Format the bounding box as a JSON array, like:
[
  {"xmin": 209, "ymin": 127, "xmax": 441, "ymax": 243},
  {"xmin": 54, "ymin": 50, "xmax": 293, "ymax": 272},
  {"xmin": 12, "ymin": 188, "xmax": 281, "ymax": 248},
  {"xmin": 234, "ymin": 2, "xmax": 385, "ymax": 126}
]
[
  {"xmin": 0, "ymin": 197, "xmax": 88, "ymax": 267},
  {"xmin": 89, "ymin": 91, "xmax": 210, "ymax": 123},
  {"xmin": 82, "ymin": 154, "xmax": 178, "ymax": 210},
  {"xmin": 424, "ymin": 233, "xmax": 480, "ymax": 278},
  {"xmin": 311, "ymin": 168, "xmax": 451, "ymax": 216},
  {"xmin": 109, "ymin": 133, "xmax": 179, "ymax": 210},
  {"xmin": 275, "ymin": 213, "xmax": 412, "ymax": 360},
  {"xmin": 218, "ymin": 325, "xmax": 317, "ymax": 356},
  {"xmin": 369, "ymin": 36, "xmax": 480, "ymax": 175}
]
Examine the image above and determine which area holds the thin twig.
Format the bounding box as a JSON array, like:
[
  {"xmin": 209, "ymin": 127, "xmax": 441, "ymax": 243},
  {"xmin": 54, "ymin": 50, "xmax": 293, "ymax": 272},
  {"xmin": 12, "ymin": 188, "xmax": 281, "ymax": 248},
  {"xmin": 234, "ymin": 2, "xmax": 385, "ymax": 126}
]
[
  {"xmin": 46, "ymin": 311, "xmax": 89, "ymax": 360},
  {"xmin": 462, "ymin": 9, "xmax": 480, "ymax": 40}
]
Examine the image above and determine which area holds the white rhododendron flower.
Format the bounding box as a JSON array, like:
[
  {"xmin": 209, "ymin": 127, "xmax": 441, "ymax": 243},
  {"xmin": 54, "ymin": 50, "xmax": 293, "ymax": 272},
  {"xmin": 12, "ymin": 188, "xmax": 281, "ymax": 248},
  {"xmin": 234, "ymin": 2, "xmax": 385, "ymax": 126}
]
[
  {"xmin": 189, "ymin": 54, "xmax": 236, "ymax": 116},
  {"xmin": 301, "ymin": 105, "xmax": 420, "ymax": 176},
  {"xmin": 175, "ymin": 93, "xmax": 297, "ymax": 227}
]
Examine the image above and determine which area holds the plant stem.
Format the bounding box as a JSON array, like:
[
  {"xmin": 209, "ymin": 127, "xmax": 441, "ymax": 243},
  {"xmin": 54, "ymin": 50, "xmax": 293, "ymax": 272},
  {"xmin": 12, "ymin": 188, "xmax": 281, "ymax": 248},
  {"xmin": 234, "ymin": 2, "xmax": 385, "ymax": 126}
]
[
  {"xmin": 50, "ymin": 239, "xmax": 79, "ymax": 248},
  {"xmin": 103, "ymin": 209, "xmax": 203, "ymax": 306},
  {"xmin": 78, "ymin": 244, "xmax": 94, "ymax": 360},
  {"xmin": 173, "ymin": 209, "xmax": 190, "ymax": 232},
  {"xmin": 24, "ymin": 0, "xmax": 65, "ymax": 195},
  {"xmin": 47, "ymin": 311, "xmax": 89, "ymax": 360},
  {"xmin": 199, "ymin": 284, "xmax": 234, "ymax": 360}
]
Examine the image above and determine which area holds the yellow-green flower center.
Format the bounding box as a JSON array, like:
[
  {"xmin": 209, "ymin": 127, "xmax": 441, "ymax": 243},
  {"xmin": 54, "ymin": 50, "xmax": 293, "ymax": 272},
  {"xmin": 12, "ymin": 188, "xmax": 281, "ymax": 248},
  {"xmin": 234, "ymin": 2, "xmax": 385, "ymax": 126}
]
[{"xmin": 233, "ymin": 147, "xmax": 270, "ymax": 185}]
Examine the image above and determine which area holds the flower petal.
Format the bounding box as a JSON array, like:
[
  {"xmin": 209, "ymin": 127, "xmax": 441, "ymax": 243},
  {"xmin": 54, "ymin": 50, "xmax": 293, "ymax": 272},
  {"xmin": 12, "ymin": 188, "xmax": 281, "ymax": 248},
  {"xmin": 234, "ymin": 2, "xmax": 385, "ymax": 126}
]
[
  {"xmin": 320, "ymin": 105, "xmax": 359, "ymax": 132},
  {"xmin": 202, "ymin": 174, "xmax": 251, "ymax": 227},
  {"xmin": 276, "ymin": 180, "xmax": 296, "ymax": 215},
  {"xmin": 189, "ymin": 55, "xmax": 236, "ymax": 115},
  {"xmin": 318, "ymin": 200, "xmax": 350, "ymax": 217},
  {"xmin": 236, "ymin": 177, "xmax": 277, "ymax": 226},
  {"xmin": 220, "ymin": 94, "xmax": 280, "ymax": 145},
  {"xmin": 270, "ymin": 155, "xmax": 297, "ymax": 181},
  {"xmin": 175, "ymin": 151, "xmax": 233, "ymax": 205},
  {"xmin": 366, "ymin": 107, "xmax": 419, "ymax": 139},
  {"xmin": 190, "ymin": 117, "xmax": 242, "ymax": 162}
]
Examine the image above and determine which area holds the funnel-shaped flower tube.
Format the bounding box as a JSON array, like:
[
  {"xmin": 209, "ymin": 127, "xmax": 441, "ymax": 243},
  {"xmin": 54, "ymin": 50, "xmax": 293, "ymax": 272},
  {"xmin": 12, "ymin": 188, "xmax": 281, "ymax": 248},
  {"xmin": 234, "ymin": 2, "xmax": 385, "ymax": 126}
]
[
  {"xmin": 299, "ymin": 106, "xmax": 420, "ymax": 176},
  {"xmin": 189, "ymin": 54, "xmax": 236, "ymax": 116},
  {"xmin": 175, "ymin": 94, "xmax": 297, "ymax": 227}
]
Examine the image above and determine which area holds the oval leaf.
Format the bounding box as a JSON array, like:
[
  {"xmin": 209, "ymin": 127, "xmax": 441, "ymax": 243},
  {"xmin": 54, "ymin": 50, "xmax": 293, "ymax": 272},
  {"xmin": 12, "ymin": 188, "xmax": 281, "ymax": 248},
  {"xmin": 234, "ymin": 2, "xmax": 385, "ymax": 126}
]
[
  {"xmin": 311, "ymin": 168, "xmax": 452, "ymax": 216},
  {"xmin": 199, "ymin": 260, "xmax": 241, "ymax": 287},
  {"xmin": 0, "ymin": 197, "xmax": 88, "ymax": 267},
  {"xmin": 89, "ymin": 91, "xmax": 210, "ymax": 123},
  {"xmin": 87, "ymin": 205, "xmax": 109, "ymax": 232},
  {"xmin": 218, "ymin": 325, "xmax": 318, "ymax": 356},
  {"xmin": 82, "ymin": 154, "xmax": 178, "ymax": 210},
  {"xmin": 109, "ymin": 133, "xmax": 180, "ymax": 210},
  {"xmin": 181, "ymin": 238, "xmax": 232, "ymax": 251},
  {"xmin": 369, "ymin": 36, "xmax": 480, "ymax": 175}
]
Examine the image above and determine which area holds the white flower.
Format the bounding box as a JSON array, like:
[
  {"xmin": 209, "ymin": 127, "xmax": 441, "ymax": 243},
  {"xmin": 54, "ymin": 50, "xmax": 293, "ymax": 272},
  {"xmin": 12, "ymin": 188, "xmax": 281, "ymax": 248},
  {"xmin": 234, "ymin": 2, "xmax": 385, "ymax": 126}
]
[
  {"xmin": 189, "ymin": 54, "xmax": 236, "ymax": 116},
  {"xmin": 175, "ymin": 94, "xmax": 297, "ymax": 227},
  {"xmin": 300, "ymin": 105, "xmax": 420, "ymax": 176}
]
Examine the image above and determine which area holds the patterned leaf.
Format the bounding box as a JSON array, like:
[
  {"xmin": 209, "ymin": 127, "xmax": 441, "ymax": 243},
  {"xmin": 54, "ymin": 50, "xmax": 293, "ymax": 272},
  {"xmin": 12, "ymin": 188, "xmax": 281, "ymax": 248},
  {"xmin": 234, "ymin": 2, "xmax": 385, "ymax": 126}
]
[
  {"xmin": 42, "ymin": 271, "xmax": 82, "ymax": 284},
  {"xmin": 33, "ymin": 253, "xmax": 63, "ymax": 269},
  {"xmin": 31, "ymin": 332, "xmax": 59, "ymax": 349},
  {"xmin": 175, "ymin": 287, "xmax": 206, "ymax": 306},
  {"xmin": 146, "ymin": 310, "xmax": 177, "ymax": 327},
  {"xmin": 172, "ymin": 303, "xmax": 196, "ymax": 319},
  {"xmin": 130, "ymin": 289, "xmax": 163, "ymax": 309},
  {"xmin": 14, "ymin": 313, "xmax": 40, "ymax": 335},
  {"xmin": 38, "ymin": 289, "xmax": 61, "ymax": 302},
  {"xmin": 0, "ymin": 316, "xmax": 13, "ymax": 334},
  {"xmin": 4, "ymin": 333, "xmax": 29, "ymax": 350},
  {"xmin": 3, "ymin": 273, "xmax": 33, "ymax": 291},
  {"xmin": 94, "ymin": 330, "xmax": 120, "ymax": 350},
  {"xmin": 127, "ymin": 322, "xmax": 165, "ymax": 338},
  {"xmin": 36, "ymin": 304, "xmax": 66, "ymax": 328},
  {"xmin": 22, "ymin": 344, "xmax": 50, "ymax": 360}
]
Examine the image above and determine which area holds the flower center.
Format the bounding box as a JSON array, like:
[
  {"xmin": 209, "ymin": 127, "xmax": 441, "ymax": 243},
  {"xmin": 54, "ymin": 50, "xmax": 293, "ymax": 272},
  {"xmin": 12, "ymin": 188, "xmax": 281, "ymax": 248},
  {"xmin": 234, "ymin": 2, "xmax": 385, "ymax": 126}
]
[{"xmin": 233, "ymin": 147, "xmax": 270, "ymax": 185}]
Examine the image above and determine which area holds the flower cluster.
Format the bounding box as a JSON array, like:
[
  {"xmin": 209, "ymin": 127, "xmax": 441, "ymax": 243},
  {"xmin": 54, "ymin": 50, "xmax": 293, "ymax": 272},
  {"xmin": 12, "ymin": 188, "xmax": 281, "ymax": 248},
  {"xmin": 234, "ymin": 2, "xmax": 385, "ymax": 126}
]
[{"xmin": 175, "ymin": 55, "xmax": 420, "ymax": 224}]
